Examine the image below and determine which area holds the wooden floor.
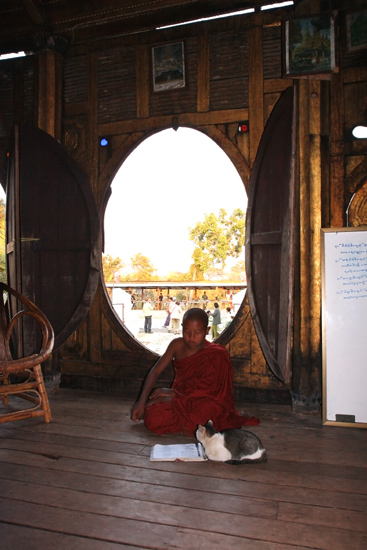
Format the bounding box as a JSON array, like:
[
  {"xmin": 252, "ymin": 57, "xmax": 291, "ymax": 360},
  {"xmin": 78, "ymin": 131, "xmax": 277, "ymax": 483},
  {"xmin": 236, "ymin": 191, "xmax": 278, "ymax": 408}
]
[{"xmin": 0, "ymin": 387, "xmax": 366, "ymax": 550}]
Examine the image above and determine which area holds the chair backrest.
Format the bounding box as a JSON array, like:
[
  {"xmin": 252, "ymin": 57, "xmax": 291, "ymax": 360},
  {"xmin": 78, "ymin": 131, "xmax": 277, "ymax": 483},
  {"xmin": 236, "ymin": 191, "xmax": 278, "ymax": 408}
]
[
  {"xmin": 0, "ymin": 287, "xmax": 12, "ymax": 362},
  {"xmin": 0, "ymin": 282, "xmax": 54, "ymax": 371}
]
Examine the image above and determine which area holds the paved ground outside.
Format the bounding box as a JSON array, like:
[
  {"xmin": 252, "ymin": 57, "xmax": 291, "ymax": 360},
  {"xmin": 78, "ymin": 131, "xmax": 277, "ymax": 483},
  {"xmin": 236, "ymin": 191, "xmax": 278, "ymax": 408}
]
[{"xmin": 121, "ymin": 309, "xmax": 216, "ymax": 356}]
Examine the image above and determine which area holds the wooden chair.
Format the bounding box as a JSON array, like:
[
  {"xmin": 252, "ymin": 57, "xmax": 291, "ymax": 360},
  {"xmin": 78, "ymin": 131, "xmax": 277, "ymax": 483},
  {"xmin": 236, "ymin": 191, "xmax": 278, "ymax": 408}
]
[{"xmin": 0, "ymin": 282, "xmax": 54, "ymax": 424}]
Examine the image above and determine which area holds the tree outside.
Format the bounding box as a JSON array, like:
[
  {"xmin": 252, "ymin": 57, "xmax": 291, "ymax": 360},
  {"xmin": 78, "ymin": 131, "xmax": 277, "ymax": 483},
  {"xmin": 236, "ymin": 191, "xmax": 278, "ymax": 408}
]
[
  {"xmin": 102, "ymin": 254, "xmax": 125, "ymax": 282},
  {"xmin": 189, "ymin": 208, "xmax": 246, "ymax": 276},
  {"xmin": 128, "ymin": 253, "xmax": 157, "ymax": 281},
  {"xmin": 102, "ymin": 208, "xmax": 246, "ymax": 285}
]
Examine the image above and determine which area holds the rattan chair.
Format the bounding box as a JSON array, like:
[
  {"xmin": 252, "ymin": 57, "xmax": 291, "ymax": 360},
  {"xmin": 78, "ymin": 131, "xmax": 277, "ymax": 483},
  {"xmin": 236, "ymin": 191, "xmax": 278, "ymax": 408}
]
[{"xmin": 0, "ymin": 282, "xmax": 54, "ymax": 424}]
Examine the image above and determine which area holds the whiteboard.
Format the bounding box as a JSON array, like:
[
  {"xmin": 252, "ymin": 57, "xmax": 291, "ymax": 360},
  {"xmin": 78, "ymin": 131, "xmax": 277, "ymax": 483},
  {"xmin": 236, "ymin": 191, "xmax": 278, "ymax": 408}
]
[{"xmin": 321, "ymin": 228, "xmax": 367, "ymax": 427}]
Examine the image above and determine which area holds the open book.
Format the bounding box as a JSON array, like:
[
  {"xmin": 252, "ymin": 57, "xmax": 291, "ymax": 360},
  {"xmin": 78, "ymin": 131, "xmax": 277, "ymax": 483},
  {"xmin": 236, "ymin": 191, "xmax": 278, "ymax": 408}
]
[{"xmin": 150, "ymin": 442, "xmax": 207, "ymax": 462}]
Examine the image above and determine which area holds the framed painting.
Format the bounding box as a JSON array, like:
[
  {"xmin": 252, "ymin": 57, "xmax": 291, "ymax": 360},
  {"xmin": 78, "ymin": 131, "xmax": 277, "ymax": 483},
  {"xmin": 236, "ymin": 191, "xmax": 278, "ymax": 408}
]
[
  {"xmin": 152, "ymin": 41, "xmax": 185, "ymax": 92},
  {"xmin": 346, "ymin": 9, "xmax": 367, "ymax": 52},
  {"xmin": 283, "ymin": 13, "xmax": 337, "ymax": 77}
]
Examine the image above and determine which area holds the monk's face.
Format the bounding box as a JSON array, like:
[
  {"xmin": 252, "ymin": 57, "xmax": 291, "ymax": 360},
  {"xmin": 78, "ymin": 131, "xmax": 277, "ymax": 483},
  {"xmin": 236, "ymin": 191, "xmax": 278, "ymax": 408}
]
[{"xmin": 182, "ymin": 319, "xmax": 209, "ymax": 351}]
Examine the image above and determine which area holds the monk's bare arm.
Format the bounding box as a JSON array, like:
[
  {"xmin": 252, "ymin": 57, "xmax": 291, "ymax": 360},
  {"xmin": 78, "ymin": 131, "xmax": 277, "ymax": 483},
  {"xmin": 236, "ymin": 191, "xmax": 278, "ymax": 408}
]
[{"xmin": 130, "ymin": 339, "xmax": 180, "ymax": 422}]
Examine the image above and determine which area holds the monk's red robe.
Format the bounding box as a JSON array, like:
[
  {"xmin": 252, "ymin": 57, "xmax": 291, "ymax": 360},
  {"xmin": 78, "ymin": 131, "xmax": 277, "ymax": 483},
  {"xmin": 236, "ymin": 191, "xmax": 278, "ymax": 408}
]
[{"xmin": 144, "ymin": 341, "xmax": 259, "ymax": 436}]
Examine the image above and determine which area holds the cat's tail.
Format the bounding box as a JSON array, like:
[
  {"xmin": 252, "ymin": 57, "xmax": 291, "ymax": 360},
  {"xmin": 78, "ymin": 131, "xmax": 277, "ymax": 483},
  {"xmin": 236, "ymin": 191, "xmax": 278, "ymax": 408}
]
[{"xmin": 226, "ymin": 450, "xmax": 267, "ymax": 465}]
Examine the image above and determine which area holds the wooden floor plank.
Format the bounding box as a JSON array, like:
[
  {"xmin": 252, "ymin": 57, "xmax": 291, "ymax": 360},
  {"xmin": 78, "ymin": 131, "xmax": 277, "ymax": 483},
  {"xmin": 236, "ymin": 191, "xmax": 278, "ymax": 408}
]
[
  {"xmin": 1, "ymin": 447, "xmax": 365, "ymax": 514},
  {"xmin": 278, "ymin": 501, "xmax": 367, "ymax": 533},
  {"xmin": 1, "ymin": 427, "xmax": 366, "ymax": 495},
  {"xmin": 0, "ymin": 498, "xmax": 178, "ymax": 548},
  {"xmin": 1, "ymin": 523, "xmax": 137, "ymax": 550},
  {"xmin": 0, "ymin": 449, "xmax": 366, "ymax": 524},
  {"xmin": 170, "ymin": 528, "xmax": 311, "ymax": 550},
  {"xmin": 3, "ymin": 405, "xmax": 366, "ymax": 469},
  {"xmin": 0, "ymin": 521, "xmax": 310, "ymax": 550},
  {"xmin": 1, "ymin": 433, "xmax": 366, "ymax": 497},
  {"xmin": 0, "ymin": 467, "xmax": 279, "ymax": 519},
  {"xmin": 1, "ymin": 491, "xmax": 366, "ymax": 550},
  {"xmin": 0, "ymin": 388, "xmax": 366, "ymax": 550}
]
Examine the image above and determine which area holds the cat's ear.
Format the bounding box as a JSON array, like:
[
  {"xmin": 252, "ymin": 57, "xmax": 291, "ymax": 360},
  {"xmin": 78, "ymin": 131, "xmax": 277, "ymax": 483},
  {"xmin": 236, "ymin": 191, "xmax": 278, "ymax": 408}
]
[
  {"xmin": 197, "ymin": 425, "xmax": 205, "ymax": 436},
  {"xmin": 207, "ymin": 419, "xmax": 214, "ymax": 427}
]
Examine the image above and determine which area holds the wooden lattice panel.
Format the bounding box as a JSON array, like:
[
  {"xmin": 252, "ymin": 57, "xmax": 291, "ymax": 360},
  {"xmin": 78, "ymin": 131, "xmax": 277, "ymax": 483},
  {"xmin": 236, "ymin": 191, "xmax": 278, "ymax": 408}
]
[
  {"xmin": 149, "ymin": 37, "xmax": 197, "ymax": 117},
  {"xmin": 209, "ymin": 29, "xmax": 249, "ymax": 111},
  {"xmin": 263, "ymin": 25, "xmax": 282, "ymax": 80},
  {"xmin": 98, "ymin": 47, "xmax": 137, "ymax": 124},
  {"xmin": 64, "ymin": 55, "xmax": 88, "ymax": 105}
]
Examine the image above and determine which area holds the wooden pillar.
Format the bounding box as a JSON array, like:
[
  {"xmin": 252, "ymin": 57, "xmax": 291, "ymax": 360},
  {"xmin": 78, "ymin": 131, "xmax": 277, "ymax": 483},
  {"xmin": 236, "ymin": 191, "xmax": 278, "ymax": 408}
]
[
  {"xmin": 13, "ymin": 61, "xmax": 24, "ymax": 126},
  {"xmin": 197, "ymin": 34, "xmax": 209, "ymax": 113},
  {"xmin": 87, "ymin": 52, "xmax": 102, "ymax": 364},
  {"xmin": 136, "ymin": 45, "xmax": 149, "ymax": 118},
  {"xmin": 34, "ymin": 35, "xmax": 66, "ymax": 140},
  {"xmin": 87, "ymin": 52, "xmax": 99, "ymax": 199},
  {"xmin": 292, "ymin": 80, "xmax": 323, "ymax": 408},
  {"xmin": 248, "ymin": 25, "xmax": 264, "ymax": 169},
  {"xmin": 329, "ymin": 72, "xmax": 345, "ymax": 227},
  {"xmin": 291, "ymin": 0, "xmax": 327, "ymax": 411}
]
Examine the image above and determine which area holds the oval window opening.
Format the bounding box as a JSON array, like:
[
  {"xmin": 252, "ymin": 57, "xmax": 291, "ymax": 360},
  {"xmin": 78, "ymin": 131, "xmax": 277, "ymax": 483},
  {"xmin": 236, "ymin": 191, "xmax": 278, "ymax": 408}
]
[{"xmin": 103, "ymin": 127, "xmax": 247, "ymax": 354}]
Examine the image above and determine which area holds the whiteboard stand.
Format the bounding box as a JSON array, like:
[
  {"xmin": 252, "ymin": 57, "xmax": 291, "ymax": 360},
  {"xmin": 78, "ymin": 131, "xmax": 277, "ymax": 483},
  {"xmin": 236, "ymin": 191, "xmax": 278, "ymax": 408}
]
[{"xmin": 321, "ymin": 227, "xmax": 367, "ymax": 428}]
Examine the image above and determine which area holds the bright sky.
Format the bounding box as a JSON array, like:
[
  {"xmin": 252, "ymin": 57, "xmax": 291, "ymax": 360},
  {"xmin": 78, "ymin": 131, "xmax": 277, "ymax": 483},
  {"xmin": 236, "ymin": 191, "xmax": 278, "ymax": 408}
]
[
  {"xmin": 0, "ymin": 129, "xmax": 247, "ymax": 277},
  {"xmin": 104, "ymin": 127, "xmax": 248, "ymax": 276}
]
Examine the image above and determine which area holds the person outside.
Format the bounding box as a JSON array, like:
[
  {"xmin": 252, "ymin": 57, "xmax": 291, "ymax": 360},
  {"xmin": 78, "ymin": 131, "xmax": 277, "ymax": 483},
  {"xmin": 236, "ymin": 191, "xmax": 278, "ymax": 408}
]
[
  {"xmin": 170, "ymin": 300, "xmax": 183, "ymax": 335},
  {"xmin": 201, "ymin": 291, "xmax": 209, "ymax": 310},
  {"xmin": 142, "ymin": 297, "xmax": 153, "ymax": 333},
  {"xmin": 209, "ymin": 302, "xmax": 221, "ymax": 339},
  {"xmin": 225, "ymin": 306, "xmax": 234, "ymax": 328},
  {"xmin": 158, "ymin": 292, "xmax": 163, "ymax": 310},
  {"xmin": 130, "ymin": 308, "xmax": 259, "ymax": 436},
  {"xmin": 164, "ymin": 296, "xmax": 176, "ymax": 328}
]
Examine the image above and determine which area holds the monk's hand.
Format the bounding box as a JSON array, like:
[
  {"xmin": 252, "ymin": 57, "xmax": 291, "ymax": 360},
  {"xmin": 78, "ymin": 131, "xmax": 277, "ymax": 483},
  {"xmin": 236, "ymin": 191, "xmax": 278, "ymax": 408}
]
[
  {"xmin": 149, "ymin": 387, "xmax": 175, "ymax": 401},
  {"xmin": 130, "ymin": 401, "xmax": 145, "ymax": 422}
]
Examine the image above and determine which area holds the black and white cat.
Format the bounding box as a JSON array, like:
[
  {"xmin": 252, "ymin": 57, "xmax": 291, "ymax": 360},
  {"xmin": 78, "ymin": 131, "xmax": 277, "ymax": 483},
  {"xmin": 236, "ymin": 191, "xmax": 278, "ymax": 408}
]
[{"xmin": 196, "ymin": 420, "xmax": 267, "ymax": 464}]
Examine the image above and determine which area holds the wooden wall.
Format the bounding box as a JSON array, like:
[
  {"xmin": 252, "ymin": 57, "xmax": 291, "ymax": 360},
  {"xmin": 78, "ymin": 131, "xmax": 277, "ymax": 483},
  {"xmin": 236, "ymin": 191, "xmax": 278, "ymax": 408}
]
[{"xmin": 0, "ymin": 1, "xmax": 366, "ymax": 407}]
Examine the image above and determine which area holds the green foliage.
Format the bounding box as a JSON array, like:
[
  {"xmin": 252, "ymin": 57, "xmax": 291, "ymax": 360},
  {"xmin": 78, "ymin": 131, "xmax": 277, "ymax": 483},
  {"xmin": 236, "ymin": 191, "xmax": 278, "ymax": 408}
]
[
  {"xmin": 129, "ymin": 253, "xmax": 157, "ymax": 281},
  {"xmin": 102, "ymin": 254, "xmax": 125, "ymax": 282},
  {"xmin": 187, "ymin": 263, "xmax": 205, "ymax": 281},
  {"xmin": 167, "ymin": 271, "xmax": 187, "ymax": 282},
  {"xmin": 176, "ymin": 291, "xmax": 187, "ymax": 302},
  {"xmin": 102, "ymin": 253, "xmax": 158, "ymax": 282},
  {"xmin": 229, "ymin": 261, "xmax": 246, "ymax": 283},
  {"xmin": 205, "ymin": 267, "xmax": 225, "ymax": 281},
  {"xmin": 167, "ymin": 264, "xmax": 205, "ymax": 283},
  {"xmin": 189, "ymin": 208, "xmax": 246, "ymax": 273},
  {"xmin": 0, "ymin": 198, "xmax": 6, "ymax": 283},
  {"xmin": 231, "ymin": 260, "xmax": 246, "ymax": 273}
]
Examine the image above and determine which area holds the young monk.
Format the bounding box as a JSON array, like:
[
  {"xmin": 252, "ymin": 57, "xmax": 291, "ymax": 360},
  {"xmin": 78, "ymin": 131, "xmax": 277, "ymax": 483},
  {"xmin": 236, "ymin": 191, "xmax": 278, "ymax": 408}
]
[{"xmin": 130, "ymin": 307, "xmax": 259, "ymax": 436}]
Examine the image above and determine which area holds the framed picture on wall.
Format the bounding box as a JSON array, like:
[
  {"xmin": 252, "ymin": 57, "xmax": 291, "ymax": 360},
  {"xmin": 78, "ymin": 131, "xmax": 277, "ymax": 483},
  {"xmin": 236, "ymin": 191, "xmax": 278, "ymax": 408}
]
[
  {"xmin": 283, "ymin": 13, "xmax": 337, "ymax": 78},
  {"xmin": 152, "ymin": 41, "xmax": 185, "ymax": 92},
  {"xmin": 346, "ymin": 9, "xmax": 367, "ymax": 52}
]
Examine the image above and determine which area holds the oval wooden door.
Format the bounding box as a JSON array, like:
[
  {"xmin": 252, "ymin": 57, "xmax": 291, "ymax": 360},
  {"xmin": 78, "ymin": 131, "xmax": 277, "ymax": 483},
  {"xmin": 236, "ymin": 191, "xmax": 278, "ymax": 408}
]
[
  {"xmin": 6, "ymin": 123, "xmax": 100, "ymax": 352},
  {"xmin": 245, "ymin": 86, "xmax": 297, "ymax": 383}
]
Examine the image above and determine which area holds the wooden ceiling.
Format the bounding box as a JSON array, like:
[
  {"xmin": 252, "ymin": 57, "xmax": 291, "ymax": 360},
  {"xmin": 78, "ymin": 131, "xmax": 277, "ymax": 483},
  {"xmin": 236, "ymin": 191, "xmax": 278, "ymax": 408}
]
[{"xmin": 0, "ymin": 0, "xmax": 299, "ymax": 54}]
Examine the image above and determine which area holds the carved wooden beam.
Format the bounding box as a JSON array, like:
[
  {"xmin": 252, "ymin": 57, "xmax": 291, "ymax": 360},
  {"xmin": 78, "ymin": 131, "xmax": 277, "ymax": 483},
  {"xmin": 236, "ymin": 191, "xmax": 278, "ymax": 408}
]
[{"xmin": 21, "ymin": 0, "xmax": 44, "ymax": 26}]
